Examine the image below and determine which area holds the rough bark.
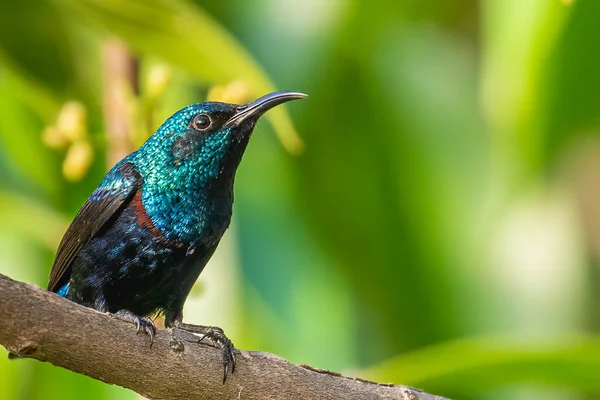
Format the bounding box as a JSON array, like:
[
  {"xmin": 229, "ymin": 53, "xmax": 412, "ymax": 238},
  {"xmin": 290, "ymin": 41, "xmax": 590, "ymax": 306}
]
[{"xmin": 0, "ymin": 273, "xmax": 448, "ymax": 400}]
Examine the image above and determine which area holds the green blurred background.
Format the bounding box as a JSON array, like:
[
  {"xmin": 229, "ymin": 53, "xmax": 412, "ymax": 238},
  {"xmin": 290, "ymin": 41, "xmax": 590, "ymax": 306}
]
[{"xmin": 1, "ymin": 0, "xmax": 600, "ymax": 398}]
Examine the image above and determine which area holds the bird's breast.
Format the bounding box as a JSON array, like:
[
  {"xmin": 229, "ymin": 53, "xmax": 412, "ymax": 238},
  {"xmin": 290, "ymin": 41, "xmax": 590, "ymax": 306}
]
[{"xmin": 137, "ymin": 185, "xmax": 232, "ymax": 246}]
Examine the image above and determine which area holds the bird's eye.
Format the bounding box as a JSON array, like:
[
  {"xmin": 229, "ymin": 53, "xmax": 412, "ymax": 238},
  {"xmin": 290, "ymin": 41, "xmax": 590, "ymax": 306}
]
[{"xmin": 191, "ymin": 114, "xmax": 211, "ymax": 131}]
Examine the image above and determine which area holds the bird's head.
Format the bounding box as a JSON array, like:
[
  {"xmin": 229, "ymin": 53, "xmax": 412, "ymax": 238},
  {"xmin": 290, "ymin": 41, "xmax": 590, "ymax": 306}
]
[{"xmin": 134, "ymin": 91, "xmax": 307, "ymax": 190}]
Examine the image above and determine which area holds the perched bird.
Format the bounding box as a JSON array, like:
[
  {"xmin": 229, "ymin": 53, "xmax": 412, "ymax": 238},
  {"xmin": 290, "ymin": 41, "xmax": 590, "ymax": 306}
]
[{"xmin": 46, "ymin": 91, "xmax": 307, "ymax": 381}]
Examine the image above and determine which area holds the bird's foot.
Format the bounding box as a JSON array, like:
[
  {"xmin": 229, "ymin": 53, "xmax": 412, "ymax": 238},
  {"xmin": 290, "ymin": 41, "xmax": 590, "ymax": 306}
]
[
  {"xmin": 173, "ymin": 322, "xmax": 236, "ymax": 383},
  {"xmin": 114, "ymin": 310, "xmax": 156, "ymax": 345}
]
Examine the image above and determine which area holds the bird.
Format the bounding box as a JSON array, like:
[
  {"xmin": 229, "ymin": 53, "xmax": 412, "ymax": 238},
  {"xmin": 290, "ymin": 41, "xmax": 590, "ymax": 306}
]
[{"xmin": 45, "ymin": 91, "xmax": 307, "ymax": 382}]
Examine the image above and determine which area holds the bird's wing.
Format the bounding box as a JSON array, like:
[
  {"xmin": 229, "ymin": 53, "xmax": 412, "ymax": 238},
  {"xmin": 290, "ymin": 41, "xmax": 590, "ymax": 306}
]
[{"xmin": 47, "ymin": 161, "xmax": 142, "ymax": 292}]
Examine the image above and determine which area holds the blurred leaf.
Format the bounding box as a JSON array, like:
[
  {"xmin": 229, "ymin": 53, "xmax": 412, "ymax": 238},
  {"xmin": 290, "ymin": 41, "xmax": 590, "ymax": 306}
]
[
  {"xmin": 541, "ymin": 0, "xmax": 600, "ymax": 166},
  {"xmin": 233, "ymin": 131, "xmax": 358, "ymax": 371},
  {"xmin": 364, "ymin": 336, "xmax": 600, "ymax": 397},
  {"xmin": 293, "ymin": 10, "xmax": 486, "ymax": 363},
  {"xmin": 481, "ymin": 0, "xmax": 570, "ymax": 180},
  {"xmin": 0, "ymin": 192, "xmax": 67, "ymax": 251},
  {"xmin": 0, "ymin": 0, "xmax": 75, "ymax": 94},
  {"xmin": 55, "ymin": 0, "xmax": 304, "ymax": 153},
  {"xmin": 0, "ymin": 71, "xmax": 63, "ymax": 198}
]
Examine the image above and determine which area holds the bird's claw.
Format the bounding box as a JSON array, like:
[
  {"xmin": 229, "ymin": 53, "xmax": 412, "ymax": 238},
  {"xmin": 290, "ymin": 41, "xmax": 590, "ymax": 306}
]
[
  {"xmin": 140, "ymin": 317, "xmax": 156, "ymax": 344},
  {"xmin": 114, "ymin": 310, "xmax": 156, "ymax": 346},
  {"xmin": 201, "ymin": 327, "xmax": 235, "ymax": 384},
  {"xmin": 174, "ymin": 323, "xmax": 236, "ymax": 383},
  {"xmin": 208, "ymin": 328, "xmax": 236, "ymax": 383}
]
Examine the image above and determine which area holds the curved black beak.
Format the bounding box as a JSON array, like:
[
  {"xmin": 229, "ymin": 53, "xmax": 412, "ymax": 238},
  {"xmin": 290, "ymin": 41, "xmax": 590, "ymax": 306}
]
[{"xmin": 224, "ymin": 91, "xmax": 308, "ymax": 128}]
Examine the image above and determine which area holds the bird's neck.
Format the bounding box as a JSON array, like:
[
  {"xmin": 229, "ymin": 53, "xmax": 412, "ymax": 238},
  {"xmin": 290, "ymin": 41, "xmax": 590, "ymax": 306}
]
[{"xmin": 135, "ymin": 152, "xmax": 244, "ymax": 245}]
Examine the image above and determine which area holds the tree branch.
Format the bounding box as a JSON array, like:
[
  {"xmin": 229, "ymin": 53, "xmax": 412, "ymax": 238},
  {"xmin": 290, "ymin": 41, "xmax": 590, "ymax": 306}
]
[{"xmin": 0, "ymin": 273, "xmax": 447, "ymax": 400}]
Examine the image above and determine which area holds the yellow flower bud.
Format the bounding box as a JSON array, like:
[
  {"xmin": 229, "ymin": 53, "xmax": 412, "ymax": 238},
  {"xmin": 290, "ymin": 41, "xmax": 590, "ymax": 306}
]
[
  {"xmin": 56, "ymin": 101, "xmax": 88, "ymax": 142},
  {"xmin": 207, "ymin": 80, "xmax": 250, "ymax": 104},
  {"xmin": 146, "ymin": 64, "xmax": 172, "ymax": 99},
  {"xmin": 41, "ymin": 125, "xmax": 69, "ymax": 150},
  {"xmin": 62, "ymin": 140, "xmax": 94, "ymax": 181}
]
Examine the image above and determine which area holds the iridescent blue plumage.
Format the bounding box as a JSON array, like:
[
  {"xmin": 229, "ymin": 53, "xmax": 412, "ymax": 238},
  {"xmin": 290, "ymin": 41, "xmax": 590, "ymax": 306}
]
[
  {"xmin": 46, "ymin": 92, "xmax": 307, "ymax": 381},
  {"xmin": 133, "ymin": 102, "xmax": 234, "ymax": 242}
]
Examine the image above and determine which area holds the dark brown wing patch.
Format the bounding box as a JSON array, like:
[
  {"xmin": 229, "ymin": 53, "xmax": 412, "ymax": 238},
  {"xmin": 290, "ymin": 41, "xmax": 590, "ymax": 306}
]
[{"xmin": 47, "ymin": 162, "xmax": 141, "ymax": 292}]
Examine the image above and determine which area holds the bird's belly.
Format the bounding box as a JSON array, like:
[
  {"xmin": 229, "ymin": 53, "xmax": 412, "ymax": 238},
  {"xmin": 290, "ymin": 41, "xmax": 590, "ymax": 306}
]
[{"xmin": 67, "ymin": 204, "xmax": 209, "ymax": 316}]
